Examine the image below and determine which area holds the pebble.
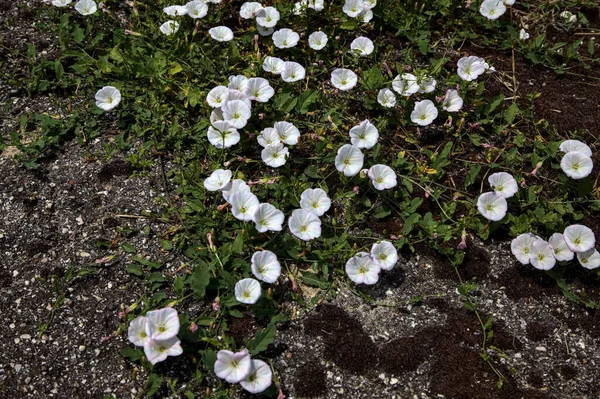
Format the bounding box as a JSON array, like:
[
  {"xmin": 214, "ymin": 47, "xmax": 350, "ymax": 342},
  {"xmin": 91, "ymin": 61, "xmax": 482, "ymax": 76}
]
[{"xmin": 535, "ymin": 346, "xmax": 547, "ymax": 352}]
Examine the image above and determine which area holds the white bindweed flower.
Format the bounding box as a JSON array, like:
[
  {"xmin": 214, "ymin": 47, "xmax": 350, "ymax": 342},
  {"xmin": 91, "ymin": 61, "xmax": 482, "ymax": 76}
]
[
  {"xmin": 371, "ymin": 241, "xmax": 398, "ymax": 270},
  {"xmin": 145, "ymin": 308, "xmax": 180, "ymax": 341},
  {"xmin": 418, "ymin": 76, "xmax": 437, "ymax": 93},
  {"xmin": 349, "ymin": 120, "xmax": 378, "ymax": 149},
  {"xmin": 480, "ymin": 0, "xmax": 507, "ymax": 20},
  {"xmin": 300, "ymin": 188, "xmax": 331, "ymax": 216},
  {"xmin": 186, "ymin": 1, "xmax": 208, "ymax": 18},
  {"xmin": 343, "ymin": 0, "xmax": 365, "ymax": 18},
  {"xmin": 477, "ymin": 192, "xmax": 508, "ymax": 221},
  {"xmin": 358, "ymin": 8, "xmax": 373, "ymax": 22},
  {"xmin": 559, "ymin": 140, "xmax": 592, "ymax": 157},
  {"xmin": 214, "ymin": 350, "xmax": 253, "ymax": 383},
  {"xmin": 230, "ymin": 191, "xmax": 260, "ymax": 222},
  {"xmin": 331, "ymin": 68, "xmax": 358, "ymax": 91},
  {"xmin": 563, "ymin": 225, "xmax": 595, "ymax": 253},
  {"xmin": 209, "ymin": 26, "xmax": 234, "ymax": 41},
  {"xmin": 289, "ymin": 209, "xmax": 321, "ymax": 241},
  {"xmin": 207, "ymin": 121, "xmax": 240, "ymax": 149},
  {"xmin": 368, "ymin": 164, "xmax": 397, "ymax": 190},
  {"xmin": 256, "ymin": 6, "xmax": 280, "ymax": 28},
  {"xmin": 274, "ymin": 121, "xmax": 301, "ymax": 145},
  {"xmin": 308, "ymin": 0, "xmax": 325, "ymax": 11},
  {"xmin": 411, "ymin": 100, "xmax": 438, "ymax": 126},
  {"xmin": 511, "ymin": 233, "xmax": 538, "ymax": 264},
  {"xmin": 240, "ymin": 359, "xmax": 273, "ymax": 394},
  {"xmin": 240, "ymin": 2, "xmax": 263, "ymax": 19},
  {"xmin": 204, "ymin": 169, "xmax": 233, "ymax": 191},
  {"xmin": 263, "ymin": 56, "xmax": 285, "ymax": 74},
  {"xmin": 245, "ymin": 78, "xmax": 274, "ymax": 102},
  {"xmin": 256, "ymin": 23, "xmax": 274, "ymax": 36},
  {"xmin": 207, "ymin": 86, "xmax": 229, "ymax": 108},
  {"xmin": 335, "ymin": 144, "xmax": 364, "ymax": 176},
  {"xmin": 350, "ymin": 36, "xmax": 374, "ymax": 56},
  {"xmin": 226, "ymin": 89, "xmax": 252, "ymax": 109},
  {"xmin": 163, "ymin": 5, "xmax": 188, "ymax": 16},
  {"xmin": 235, "ymin": 278, "xmax": 262, "ymax": 304},
  {"xmin": 377, "ymin": 88, "xmax": 396, "ymax": 108},
  {"xmin": 488, "ymin": 172, "xmax": 518, "ymax": 198},
  {"xmin": 560, "ymin": 11, "xmax": 577, "ymax": 24},
  {"xmin": 362, "ymin": 0, "xmax": 376, "ymax": 9},
  {"xmin": 222, "ymin": 100, "xmax": 251, "ymax": 128},
  {"xmin": 548, "ymin": 233, "xmax": 574, "ymax": 262},
  {"xmin": 52, "ymin": 0, "xmax": 72, "ymax": 7},
  {"xmin": 228, "ymin": 75, "xmax": 249, "ymax": 92},
  {"xmin": 75, "ymin": 0, "xmax": 97, "ymax": 15},
  {"xmin": 128, "ymin": 316, "xmax": 149, "ymax": 347},
  {"xmin": 210, "ymin": 108, "xmax": 224, "ymax": 123},
  {"xmin": 504, "ymin": 0, "xmax": 516, "ymax": 5},
  {"xmin": 308, "ymin": 31, "xmax": 328, "ymax": 50},
  {"xmin": 95, "ymin": 86, "xmax": 121, "ymax": 111},
  {"xmin": 457, "ymin": 56, "xmax": 487, "ymax": 81},
  {"xmin": 272, "ymin": 28, "xmax": 300, "ymax": 49},
  {"xmin": 261, "ymin": 143, "xmax": 289, "ymax": 168},
  {"xmin": 257, "ymin": 127, "xmax": 281, "ymax": 147},
  {"xmin": 253, "ymin": 203, "xmax": 285, "ymax": 233},
  {"xmin": 577, "ymin": 249, "xmax": 600, "ymax": 270},
  {"xmin": 561, "ymin": 151, "xmax": 593, "ymax": 179},
  {"xmin": 281, "ymin": 62, "xmax": 306, "ymax": 83},
  {"xmin": 251, "ymin": 250, "xmax": 281, "ymax": 283},
  {"xmin": 160, "ymin": 20, "xmax": 180, "ymax": 35},
  {"xmin": 222, "ymin": 179, "xmax": 251, "ymax": 203},
  {"xmin": 345, "ymin": 252, "xmax": 381, "ymax": 285},
  {"xmin": 392, "ymin": 73, "xmax": 419, "ymax": 96},
  {"xmin": 519, "ymin": 29, "xmax": 530, "ymax": 40},
  {"xmin": 529, "ymin": 240, "xmax": 556, "ymax": 271},
  {"xmin": 442, "ymin": 89, "xmax": 463, "ymax": 112},
  {"xmin": 143, "ymin": 336, "xmax": 183, "ymax": 365}
]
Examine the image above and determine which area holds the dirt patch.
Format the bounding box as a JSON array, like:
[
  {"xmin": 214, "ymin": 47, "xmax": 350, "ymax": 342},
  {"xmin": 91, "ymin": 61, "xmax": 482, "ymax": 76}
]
[{"xmin": 294, "ymin": 362, "xmax": 327, "ymax": 398}]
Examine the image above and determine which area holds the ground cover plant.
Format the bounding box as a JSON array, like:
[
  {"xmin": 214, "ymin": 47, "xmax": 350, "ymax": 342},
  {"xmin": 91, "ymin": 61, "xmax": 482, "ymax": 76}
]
[{"xmin": 1, "ymin": 0, "xmax": 600, "ymax": 397}]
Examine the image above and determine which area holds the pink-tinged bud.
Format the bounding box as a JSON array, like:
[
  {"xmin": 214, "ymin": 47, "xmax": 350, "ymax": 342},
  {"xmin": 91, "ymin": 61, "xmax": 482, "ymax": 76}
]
[
  {"xmin": 277, "ymin": 386, "xmax": 286, "ymax": 399},
  {"xmin": 435, "ymin": 95, "xmax": 444, "ymax": 103},
  {"xmin": 390, "ymin": 235, "xmax": 399, "ymax": 240},
  {"xmin": 189, "ymin": 322, "xmax": 198, "ymax": 333},
  {"xmin": 455, "ymin": 84, "xmax": 461, "ymax": 93},
  {"xmin": 212, "ymin": 298, "xmax": 220, "ymax": 312},
  {"xmin": 433, "ymin": 232, "xmax": 438, "ymax": 239},
  {"xmin": 382, "ymin": 61, "xmax": 393, "ymax": 76},
  {"xmin": 288, "ymin": 274, "xmax": 298, "ymax": 291},
  {"xmin": 520, "ymin": 178, "xmax": 527, "ymax": 188},
  {"xmin": 266, "ymin": 178, "xmax": 277, "ymax": 185},
  {"xmin": 118, "ymin": 311, "xmax": 125, "ymax": 319},
  {"xmin": 424, "ymin": 188, "xmax": 431, "ymax": 199},
  {"xmin": 193, "ymin": 20, "xmax": 200, "ymax": 35},
  {"xmin": 353, "ymin": 186, "xmax": 360, "ymax": 195},
  {"xmin": 457, "ymin": 229, "xmax": 467, "ymax": 250},
  {"xmin": 247, "ymin": 133, "xmax": 256, "ymax": 139},
  {"xmin": 318, "ymin": 60, "xmax": 324, "ymax": 66},
  {"xmin": 404, "ymin": 65, "xmax": 412, "ymax": 71},
  {"xmin": 444, "ymin": 116, "xmax": 453, "ymax": 128},
  {"xmin": 237, "ymin": 156, "xmax": 248, "ymax": 163},
  {"xmin": 223, "ymin": 161, "xmax": 231, "ymax": 167},
  {"xmin": 530, "ymin": 161, "xmax": 542, "ymax": 176},
  {"xmin": 124, "ymin": 29, "xmax": 142, "ymax": 36},
  {"xmin": 207, "ymin": 232, "xmax": 215, "ymax": 251},
  {"xmin": 217, "ymin": 203, "xmax": 228, "ymax": 211},
  {"xmin": 468, "ymin": 122, "xmax": 481, "ymax": 130},
  {"xmin": 453, "ymin": 192, "xmax": 460, "ymax": 201},
  {"xmin": 259, "ymin": 113, "xmax": 266, "ymax": 120},
  {"xmin": 101, "ymin": 333, "xmax": 115, "ymax": 342},
  {"xmin": 335, "ymin": 36, "xmax": 340, "ymax": 40},
  {"xmin": 481, "ymin": 143, "xmax": 494, "ymax": 149}
]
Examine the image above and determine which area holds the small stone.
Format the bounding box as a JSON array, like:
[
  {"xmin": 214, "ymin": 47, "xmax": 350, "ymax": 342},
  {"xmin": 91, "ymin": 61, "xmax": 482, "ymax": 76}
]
[
  {"xmin": 390, "ymin": 378, "xmax": 399, "ymax": 385},
  {"xmin": 14, "ymin": 364, "xmax": 22, "ymax": 373},
  {"xmin": 76, "ymin": 216, "xmax": 84, "ymax": 225},
  {"xmin": 79, "ymin": 345, "xmax": 86, "ymax": 351},
  {"xmin": 535, "ymin": 346, "xmax": 547, "ymax": 352}
]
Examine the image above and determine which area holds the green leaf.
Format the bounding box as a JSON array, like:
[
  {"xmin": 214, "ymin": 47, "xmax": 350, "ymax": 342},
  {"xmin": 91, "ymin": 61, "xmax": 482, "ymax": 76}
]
[
  {"xmin": 201, "ymin": 349, "xmax": 217, "ymax": 370},
  {"xmin": 109, "ymin": 47, "xmax": 124, "ymax": 63},
  {"xmin": 120, "ymin": 347, "xmax": 143, "ymax": 362},
  {"xmin": 168, "ymin": 62, "xmax": 183, "ymax": 75},
  {"xmin": 246, "ymin": 324, "xmax": 276, "ymax": 355},
  {"xmin": 54, "ymin": 61, "xmax": 64, "ymax": 81},
  {"xmin": 504, "ymin": 102, "xmax": 519, "ymax": 124},
  {"xmin": 126, "ymin": 264, "xmax": 143, "ymax": 277},
  {"xmin": 299, "ymin": 271, "xmax": 329, "ymax": 289},
  {"xmin": 486, "ymin": 95, "xmax": 504, "ymax": 116},
  {"xmin": 465, "ymin": 165, "xmax": 481, "ymax": 188},
  {"xmin": 232, "ymin": 233, "xmax": 244, "ymax": 254},
  {"xmin": 189, "ymin": 262, "xmax": 211, "ymax": 299},
  {"xmin": 374, "ymin": 205, "xmax": 391, "ymax": 219},
  {"xmin": 296, "ymin": 90, "xmax": 319, "ymax": 114},
  {"xmin": 145, "ymin": 374, "xmax": 163, "ymax": 397},
  {"xmin": 121, "ymin": 243, "xmax": 136, "ymax": 253},
  {"xmin": 304, "ymin": 165, "xmax": 322, "ymax": 179},
  {"xmin": 72, "ymin": 26, "xmax": 84, "ymax": 43}
]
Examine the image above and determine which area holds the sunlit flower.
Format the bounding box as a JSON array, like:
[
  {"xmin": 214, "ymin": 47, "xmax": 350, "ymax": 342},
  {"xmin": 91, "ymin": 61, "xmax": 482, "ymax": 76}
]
[
  {"xmin": 457, "ymin": 56, "xmax": 486, "ymax": 81},
  {"xmin": 511, "ymin": 233, "xmax": 538, "ymax": 264},
  {"xmin": 245, "ymin": 78, "xmax": 274, "ymax": 102},
  {"xmin": 563, "ymin": 225, "xmax": 595, "ymax": 253},
  {"xmin": 308, "ymin": 0, "xmax": 325, "ymax": 11},
  {"xmin": 75, "ymin": 0, "xmax": 97, "ymax": 15},
  {"xmin": 362, "ymin": 0, "xmax": 376, "ymax": 9},
  {"xmin": 519, "ymin": 29, "xmax": 530, "ymax": 40},
  {"xmin": 145, "ymin": 308, "xmax": 180, "ymax": 341},
  {"xmin": 228, "ymin": 75, "xmax": 249, "ymax": 91},
  {"xmin": 226, "ymin": 89, "xmax": 252, "ymax": 109},
  {"xmin": 230, "ymin": 190, "xmax": 260, "ymax": 221},
  {"xmin": 335, "ymin": 144, "xmax": 364, "ymax": 176},
  {"xmin": 204, "ymin": 169, "xmax": 233, "ymax": 191},
  {"xmin": 207, "ymin": 86, "xmax": 229, "ymax": 108},
  {"xmin": 308, "ymin": 31, "xmax": 328, "ymax": 50},
  {"xmin": 480, "ymin": 0, "xmax": 506, "ymax": 20},
  {"xmin": 281, "ymin": 61, "xmax": 306, "ymax": 82},
  {"xmin": 358, "ymin": 8, "xmax": 373, "ymax": 22},
  {"xmin": 222, "ymin": 179, "xmax": 251, "ymax": 202},
  {"xmin": 253, "ymin": 203, "xmax": 285, "ymax": 233},
  {"xmin": 210, "ymin": 108, "xmax": 224, "ymax": 124},
  {"xmin": 164, "ymin": 5, "xmax": 188, "ymax": 16},
  {"xmin": 257, "ymin": 128, "xmax": 281, "ymax": 147},
  {"xmin": 256, "ymin": 6, "xmax": 280, "ymax": 28},
  {"xmin": 186, "ymin": 0, "xmax": 208, "ymax": 18},
  {"xmin": 95, "ymin": 86, "xmax": 121, "ymax": 111},
  {"xmin": 215, "ymin": 349, "xmax": 253, "ymax": 383},
  {"xmin": 144, "ymin": 336, "xmax": 183, "ymax": 365},
  {"xmin": 377, "ymin": 88, "xmax": 396, "ymax": 108},
  {"xmin": 208, "ymin": 121, "xmax": 240, "ymax": 148},
  {"xmin": 331, "ymin": 68, "xmax": 358, "ymax": 91},
  {"xmin": 256, "ymin": 23, "xmax": 274, "ymax": 36},
  {"xmin": 350, "ymin": 37, "xmax": 374, "ymax": 56},
  {"xmin": 442, "ymin": 89, "xmax": 463, "ymax": 112},
  {"xmin": 477, "ymin": 191, "xmax": 508, "ymax": 221},
  {"xmin": 263, "ymin": 56, "xmax": 285, "ymax": 74},
  {"xmin": 392, "ymin": 73, "xmax": 419, "ymax": 96},
  {"xmin": 411, "ymin": 100, "xmax": 438, "ymax": 126},
  {"xmin": 300, "ymin": 188, "xmax": 331, "ymax": 216},
  {"xmin": 272, "ymin": 28, "xmax": 300, "ymax": 49},
  {"xmin": 349, "ymin": 120, "xmax": 378, "ymax": 149},
  {"xmin": 418, "ymin": 75, "xmax": 437, "ymax": 93},
  {"xmin": 261, "ymin": 143, "xmax": 289, "ymax": 168},
  {"xmin": 560, "ymin": 151, "xmax": 593, "ymax": 179},
  {"xmin": 240, "ymin": 2, "xmax": 263, "ymax": 19},
  {"xmin": 222, "ymin": 99, "xmax": 251, "ymax": 128},
  {"xmin": 559, "ymin": 140, "xmax": 592, "ymax": 157},
  {"xmin": 488, "ymin": 172, "xmax": 518, "ymax": 198},
  {"xmin": 160, "ymin": 20, "xmax": 180, "ymax": 35},
  {"xmin": 235, "ymin": 278, "xmax": 262, "ymax": 304},
  {"xmin": 529, "ymin": 240, "xmax": 556, "ymax": 270},
  {"xmin": 577, "ymin": 249, "xmax": 600, "ymax": 270},
  {"xmin": 548, "ymin": 233, "xmax": 574, "ymax": 262},
  {"xmin": 368, "ymin": 164, "xmax": 397, "ymax": 190},
  {"xmin": 274, "ymin": 121, "xmax": 301, "ymax": 145},
  {"xmin": 209, "ymin": 26, "xmax": 234, "ymax": 41},
  {"xmin": 345, "ymin": 252, "xmax": 381, "ymax": 285},
  {"xmin": 251, "ymin": 250, "xmax": 281, "ymax": 283},
  {"xmin": 289, "ymin": 209, "xmax": 321, "ymax": 241},
  {"xmin": 240, "ymin": 359, "xmax": 273, "ymax": 394},
  {"xmin": 128, "ymin": 316, "xmax": 149, "ymax": 347},
  {"xmin": 504, "ymin": 0, "xmax": 516, "ymax": 5},
  {"xmin": 52, "ymin": 0, "xmax": 73, "ymax": 7},
  {"xmin": 371, "ymin": 241, "xmax": 398, "ymax": 270},
  {"xmin": 343, "ymin": 0, "xmax": 365, "ymax": 18}
]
